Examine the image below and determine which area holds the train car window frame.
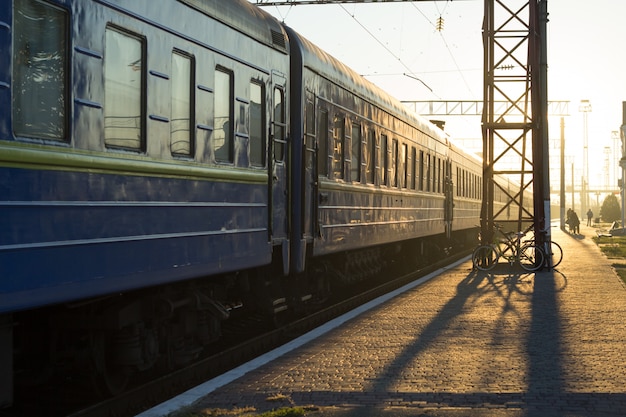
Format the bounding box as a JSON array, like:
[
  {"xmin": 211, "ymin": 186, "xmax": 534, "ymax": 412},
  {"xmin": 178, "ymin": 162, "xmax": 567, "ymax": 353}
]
[
  {"xmin": 419, "ymin": 150, "xmax": 424, "ymax": 191},
  {"xmin": 249, "ymin": 79, "xmax": 266, "ymax": 167},
  {"xmin": 214, "ymin": 67, "xmax": 234, "ymax": 163},
  {"xmin": 437, "ymin": 157, "xmax": 442, "ymax": 194},
  {"xmin": 317, "ymin": 109, "xmax": 329, "ymax": 177},
  {"xmin": 171, "ymin": 51, "xmax": 195, "ymax": 157},
  {"xmin": 104, "ymin": 26, "xmax": 146, "ymax": 152},
  {"xmin": 381, "ymin": 134, "xmax": 389, "ymax": 187},
  {"xmin": 365, "ymin": 128, "xmax": 375, "ymax": 184},
  {"xmin": 401, "ymin": 143, "xmax": 408, "ymax": 189},
  {"xmin": 332, "ymin": 114, "xmax": 345, "ymax": 180},
  {"xmin": 460, "ymin": 169, "xmax": 464, "ymax": 197},
  {"xmin": 273, "ymin": 86, "xmax": 286, "ymax": 162},
  {"xmin": 304, "ymin": 97, "xmax": 316, "ymax": 176},
  {"xmin": 410, "ymin": 147, "xmax": 417, "ymax": 190},
  {"xmin": 425, "ymin": 152, "xmax": 429, "ymax": 192},
  {"xmin": 12, "ymin": 0, "xmax": 69, "ymax": 142},
  {"xmin": 350, "ymin": 122, "xmax": 361, "ymax": 183},
  {"xmin": 391, "ymin": 138, "xmax": 398, "ymax": 188}
]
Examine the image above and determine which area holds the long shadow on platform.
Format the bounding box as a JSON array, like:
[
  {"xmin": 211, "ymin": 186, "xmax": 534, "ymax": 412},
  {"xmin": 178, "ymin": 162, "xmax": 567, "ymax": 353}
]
[
  {"xmin": 296, "ymin": 265, "xmax": 626, "ymax": 416},
  {"xmin": 341, "ymin": 268, "xmax": 497, "ymax": 415},
  {"xmin": 525, "ymin": 268, "xmax": 564, "ymax": 417},
  {"xmin": 365, "ymin": 269, "xmax": 487, "ymax": 394},
  {"xmin": 287, "ymin": 233, "xmax": 626, "ymax": 416}
]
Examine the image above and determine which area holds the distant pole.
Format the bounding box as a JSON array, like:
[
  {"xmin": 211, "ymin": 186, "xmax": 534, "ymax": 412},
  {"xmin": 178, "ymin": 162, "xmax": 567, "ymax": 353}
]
[
  {"xmin": 620, "ymin": 102, "xmax": 626, "ymax": 228},
  {"xmin": 560, "ymin": 117, "xmax": 565, "ymax": 229},
  {"xmin": 579, "ymin": 99, "xmax": 592, "ymax": 217},
  {"xmin": 571, "ymin": 162, "xmax": 575, "ymax": 214}
]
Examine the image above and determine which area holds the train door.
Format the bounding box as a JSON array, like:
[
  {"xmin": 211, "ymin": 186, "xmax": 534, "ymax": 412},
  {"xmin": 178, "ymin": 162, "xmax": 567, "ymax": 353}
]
[
  {"xmin": 444, "ymin": 159, "xmax": 454, "ymax": 238},
  {"xmin": 270, "ymin": 71, "xmax": 289, "ymax": 274}
]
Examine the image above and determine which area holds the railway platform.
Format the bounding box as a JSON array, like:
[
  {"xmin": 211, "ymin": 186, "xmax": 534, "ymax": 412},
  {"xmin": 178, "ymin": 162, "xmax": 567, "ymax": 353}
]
[{"xmin": 157, "ymin": 223, "xmax": 626, "ymax": 417}]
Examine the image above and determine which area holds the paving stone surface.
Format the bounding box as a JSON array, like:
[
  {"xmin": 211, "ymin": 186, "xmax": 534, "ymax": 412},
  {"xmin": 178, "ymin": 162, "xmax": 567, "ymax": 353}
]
[{"xmin": 184, "ymin": 224, "xmax": 626, "ymax": 417}]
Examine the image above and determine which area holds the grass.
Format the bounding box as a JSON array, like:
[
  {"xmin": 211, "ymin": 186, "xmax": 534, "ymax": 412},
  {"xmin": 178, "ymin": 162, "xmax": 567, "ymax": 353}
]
[
  {"xmin": 173, "ymin": 393, "xmax": 313, "ymax": 417},
  {"xmin": 593, "ymin": 233, "xmax": 626, "ymax": 285}
]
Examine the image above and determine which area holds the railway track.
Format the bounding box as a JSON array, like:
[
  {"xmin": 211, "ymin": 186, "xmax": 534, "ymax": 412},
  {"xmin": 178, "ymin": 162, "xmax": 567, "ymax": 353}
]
[{"xmin": 5, "ymin": 250, "xmax": 469, "ymax": 417}]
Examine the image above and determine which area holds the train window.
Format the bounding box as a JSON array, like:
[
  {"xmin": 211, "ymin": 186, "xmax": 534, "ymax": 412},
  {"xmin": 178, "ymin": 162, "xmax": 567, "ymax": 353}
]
[
  {"xmin": 13, "ymin": 0, "xmax": 68, "ymax": 141},
  {"xmin": 304, "ymin": 98, "xmax": 315, "ymax": 173},
  {"xmin": 365, "ymin": 129, "xmax": 375, "ymax": 184},
  {"xmin": 402, "ymin": 143, "xmax": 408, "ymax": 189},
  {"xmin": 460, "ymin": 169, "xmax": 464, "ymax": 196},
  {"xmin": 214, "ymin": 68, "xmax": 233, "ymax": 162},
  {"xmin": 471, "ymin": 174, "xmax": 475, "ymax": 199},
  {"xmin": 426, "ymin": 154, "xmax": 432, "ymax": 192},
  {"xmin": 306, "ymin": 99, "xmax": 315, "ymax": 136},
  {"xmin": 249, "ymin": 81, "xmax": 265, "ymax": 166},
  {"xmin": 411, "ymin": 147, "xmax": 417, "ymax": 190},
  {"xmin": 419, "ymin": 150, "xmax": 424, "ymax": 191},
  {"xmin": 431, "ymin": 156, "xmax": 435, "ymax": 192},
  {"xmin": 431, "ymin": 157, "xmax": 436, "ymax": 192},
  {"xmin": 104, "ymin": 27, "xmax": 145, "ymax": 150},
  {"xmin": 472, "ymin": 175, "xmax": 478, "ymax": 199},
  {"xmin": 171, "ymin": 52, "xmax": 194, "ymax": 156},
  {"xmin": 351, "ymin": 123, "xmax": 361, "ymax": 183},
  {"xmin": 381, "ymin": 134, "xmax": 388, "ymax": 186},
  {"xmin": 273, "ymin": 87, "xmax": 286, "ymax": 161},
  {"xmin": 432, "ymin": 157, "xmax": 437, "ymax": 192},
  {"xmin": 317, "ymin": 110, "xmax": 329, "ymax": 177},
  {"xmin": 463, "ymin": 169, "xmax": 466, "ymax": 197},
  {"xmin": 332, "ymin": 115, "xmax": 344, "ymax": 179},
  {"xmin": 437, "ymin": 158, "xmax": 442, "ymax": 193},
  {"xmin": 391, "ymin": 139, "xmax": 398, "ymax": 187}
]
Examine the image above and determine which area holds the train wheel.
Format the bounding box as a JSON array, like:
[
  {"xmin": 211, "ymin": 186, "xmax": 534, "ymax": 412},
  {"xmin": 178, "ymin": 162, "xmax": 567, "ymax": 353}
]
[{"xmin": 90, "ymin": 332, "xmax": 130, "ymax": 396}]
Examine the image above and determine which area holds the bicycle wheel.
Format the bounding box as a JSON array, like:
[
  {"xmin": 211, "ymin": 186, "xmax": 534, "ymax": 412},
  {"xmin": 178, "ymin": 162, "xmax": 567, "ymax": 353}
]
[
  {"xmin": 472, "ymin": 245, "xmax": 498, "ymax": 271},
  {"xmin": 548, "ymin": 240, "xmax": 563, "ymax": 268},
  {"xmin": 518, "ymin": 243, "xmax": 544, "ymax": 272}
]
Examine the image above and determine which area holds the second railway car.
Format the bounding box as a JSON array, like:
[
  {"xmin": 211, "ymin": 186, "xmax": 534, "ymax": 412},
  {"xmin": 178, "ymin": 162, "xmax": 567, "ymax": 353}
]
[
  {"xmin": 0, "ymin": 0, "xmax": 487, "ymax": 406},
  {"xmin": 285, "ymin": 27, "xmax": 482, "ymax": 282}
]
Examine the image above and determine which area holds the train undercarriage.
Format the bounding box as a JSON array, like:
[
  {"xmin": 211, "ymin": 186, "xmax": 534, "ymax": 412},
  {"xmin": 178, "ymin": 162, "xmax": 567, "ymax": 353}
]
[{"xmin": 5, "ymin": 228, "xmax": 475, "ymax": 403}]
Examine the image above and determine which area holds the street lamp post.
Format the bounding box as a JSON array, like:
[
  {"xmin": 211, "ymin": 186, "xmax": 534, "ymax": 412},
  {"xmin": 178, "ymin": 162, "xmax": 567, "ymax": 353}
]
[
  {"xmin": 619, "ymin": 101, "xmax": 626, "ymax": 230},
  {"xmin": 579, "ymin": 99, "xmax": 592, "ymax": 218}
]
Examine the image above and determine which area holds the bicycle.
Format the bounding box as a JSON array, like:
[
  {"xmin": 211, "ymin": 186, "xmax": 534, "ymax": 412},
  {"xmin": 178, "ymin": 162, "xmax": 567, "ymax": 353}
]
[
  {"xmin": 518, "ymin": 223, "xmax": 563, "ymax": 269},
  {"xmin": 526, "ymin": 228, "xmax": 563, "ymax": 269},
  {"xmin": 472, "ymin": 224, "xmax": 544, "ymax": 272}
]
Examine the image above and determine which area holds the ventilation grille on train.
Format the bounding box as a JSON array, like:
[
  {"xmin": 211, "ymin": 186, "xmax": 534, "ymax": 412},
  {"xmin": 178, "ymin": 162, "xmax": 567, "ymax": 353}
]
[{"xmin": 271, "ymin": 29, "xmax": 286, "ymax": 49}]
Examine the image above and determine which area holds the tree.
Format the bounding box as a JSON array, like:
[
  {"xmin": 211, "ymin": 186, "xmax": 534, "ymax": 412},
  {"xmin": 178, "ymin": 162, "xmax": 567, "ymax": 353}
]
[{"xmin": 600, "ymin": 193, "xmax": 621, "ymax": 223}]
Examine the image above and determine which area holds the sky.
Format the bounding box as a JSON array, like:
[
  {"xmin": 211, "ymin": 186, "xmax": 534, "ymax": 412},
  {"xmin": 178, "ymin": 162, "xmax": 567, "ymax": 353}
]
[{"xmin": 251, "ymin": 0, "xmax": 626, "ymax": 201}]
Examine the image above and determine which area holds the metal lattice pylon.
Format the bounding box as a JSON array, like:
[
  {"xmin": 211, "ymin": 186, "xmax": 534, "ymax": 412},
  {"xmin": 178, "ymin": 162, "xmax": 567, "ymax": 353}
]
[{"xmin": 481, "ymin": 0, "xmax": 550, "ymax": 244}]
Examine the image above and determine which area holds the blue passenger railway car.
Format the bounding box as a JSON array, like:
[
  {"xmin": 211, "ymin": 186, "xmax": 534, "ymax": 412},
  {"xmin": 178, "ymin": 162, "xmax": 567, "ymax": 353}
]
[
  {"xmin": 0, "ymin": 0, "xmax": 485, "ymax": 407},
  {"xmin": 286, "ymin": 27, "xmax": 482, "ymax": 280}
]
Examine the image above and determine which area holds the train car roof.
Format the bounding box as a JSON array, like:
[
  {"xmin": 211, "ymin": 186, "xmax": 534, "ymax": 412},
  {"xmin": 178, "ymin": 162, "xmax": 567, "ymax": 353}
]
[
  {"xmin": 284, "ymin": 25, "xmax": 447, "ymax": 145},
  {"xmin": 178, "ymin": 0, "xmax": 288, "ymax": 53}
]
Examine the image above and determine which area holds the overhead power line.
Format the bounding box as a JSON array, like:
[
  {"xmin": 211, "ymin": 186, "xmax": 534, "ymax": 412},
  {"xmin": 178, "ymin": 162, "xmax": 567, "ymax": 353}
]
[{"xmin": 255, "ymin": 0, "xmax": 458, "ymax": 5}]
